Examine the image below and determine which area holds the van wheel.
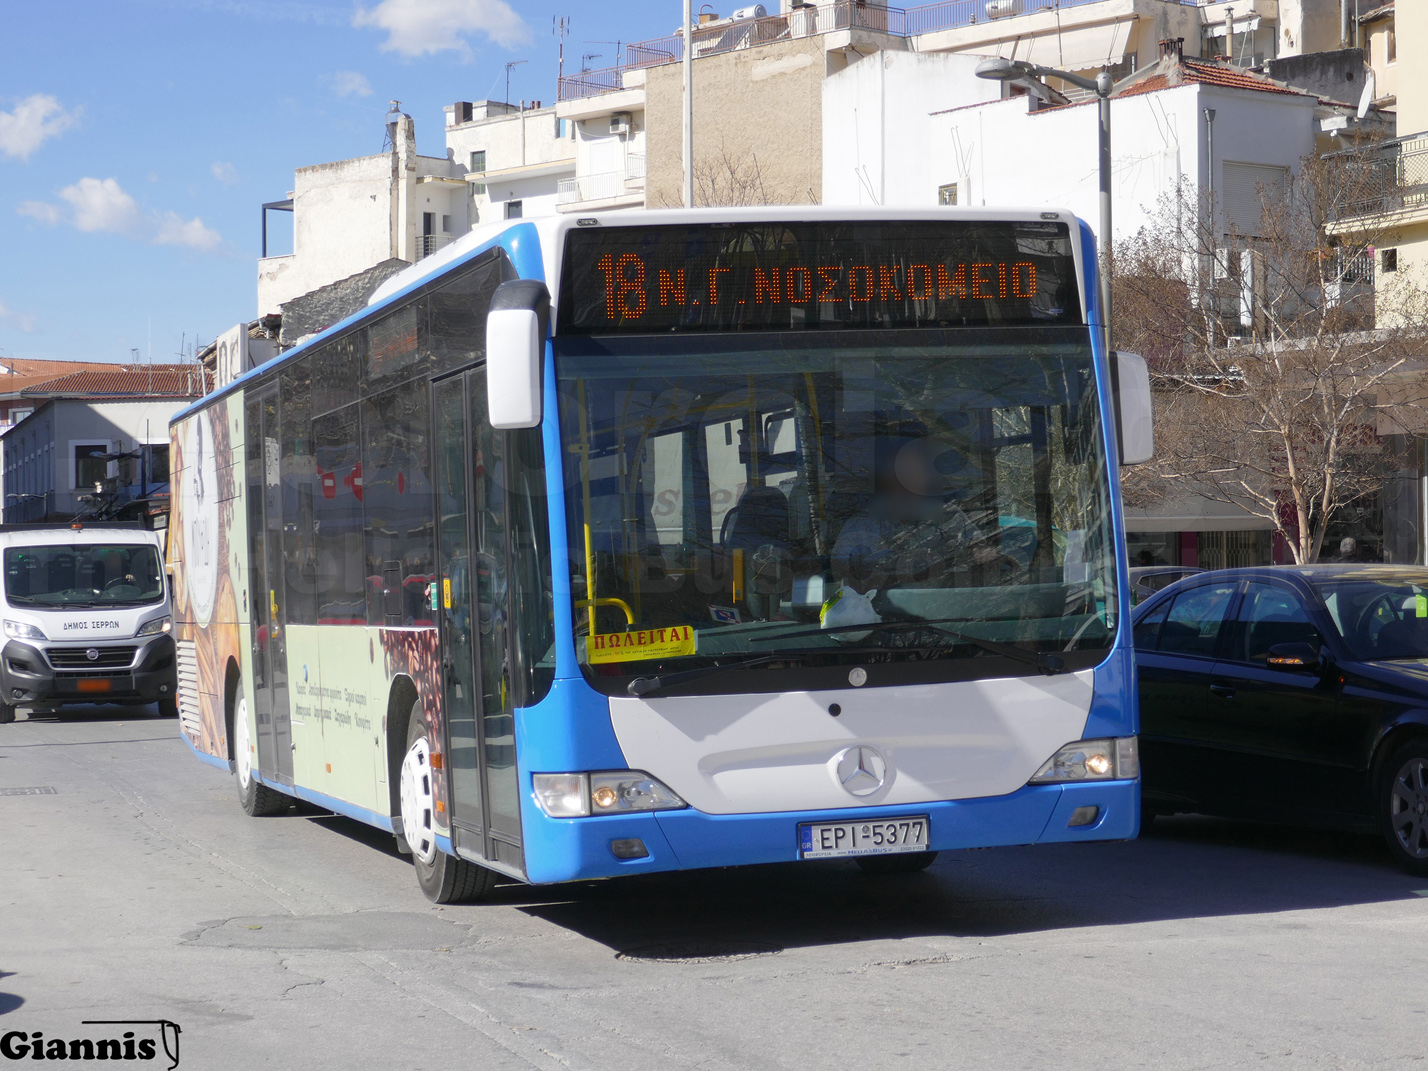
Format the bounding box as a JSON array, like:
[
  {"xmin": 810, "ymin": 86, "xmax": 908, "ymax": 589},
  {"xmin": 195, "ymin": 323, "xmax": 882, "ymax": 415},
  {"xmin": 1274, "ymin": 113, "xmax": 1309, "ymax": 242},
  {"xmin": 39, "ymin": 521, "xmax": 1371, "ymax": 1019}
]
[
  {"xmin": 400, "ymin": 705, "xmax": 496, "ymax": 903},
  {"xmin": 0, "ymin": 703, "xmax": 14, "ymax": 724},
  {"xmin": 234, "ymin": 686, "xmax": 289, "ymax": 816}
]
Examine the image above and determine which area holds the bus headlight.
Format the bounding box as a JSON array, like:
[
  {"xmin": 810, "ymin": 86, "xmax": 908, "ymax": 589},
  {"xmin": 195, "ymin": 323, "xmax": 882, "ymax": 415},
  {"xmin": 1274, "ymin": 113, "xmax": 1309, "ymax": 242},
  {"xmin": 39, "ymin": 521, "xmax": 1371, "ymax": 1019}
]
[
  {"xmin": 1029, "ymin": 737, "xmax": 1139, "ymax": 783},
  {"xmin": 533, "ymin": 771, "xmax": 687, "ymax": 818},
  {"xmin": 3, "ymin": 620, "xmax": 46, "ymax": 641},
  {"xmin": 137, "ymin": 616, "xmax": 172, "ymax": 637}
]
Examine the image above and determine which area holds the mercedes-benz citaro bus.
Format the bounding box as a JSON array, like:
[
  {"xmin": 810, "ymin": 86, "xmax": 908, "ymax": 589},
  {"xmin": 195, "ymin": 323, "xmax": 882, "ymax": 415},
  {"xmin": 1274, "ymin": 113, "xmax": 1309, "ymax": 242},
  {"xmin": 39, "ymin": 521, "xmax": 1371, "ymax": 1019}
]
[{"xmin": 169, "ymin": 208, "xmax": 1153, "ymax": 902}]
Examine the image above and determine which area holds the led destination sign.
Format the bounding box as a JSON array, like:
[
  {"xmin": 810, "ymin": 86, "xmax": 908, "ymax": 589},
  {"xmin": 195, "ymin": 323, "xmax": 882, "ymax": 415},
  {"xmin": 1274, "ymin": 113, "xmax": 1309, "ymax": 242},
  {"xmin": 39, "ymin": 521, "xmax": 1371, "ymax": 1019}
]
[{"xmin": 558, "ymin": 220, "xmax": 1082, "ymax": 334}]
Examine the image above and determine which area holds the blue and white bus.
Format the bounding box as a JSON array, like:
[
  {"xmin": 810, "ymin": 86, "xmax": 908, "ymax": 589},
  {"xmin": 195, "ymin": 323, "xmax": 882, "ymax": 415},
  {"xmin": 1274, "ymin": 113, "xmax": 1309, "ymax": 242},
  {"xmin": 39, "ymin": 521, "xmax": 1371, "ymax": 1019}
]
[{"xmin": 170, "ymin": 207, "xmax": 1151, "ymax": 901}]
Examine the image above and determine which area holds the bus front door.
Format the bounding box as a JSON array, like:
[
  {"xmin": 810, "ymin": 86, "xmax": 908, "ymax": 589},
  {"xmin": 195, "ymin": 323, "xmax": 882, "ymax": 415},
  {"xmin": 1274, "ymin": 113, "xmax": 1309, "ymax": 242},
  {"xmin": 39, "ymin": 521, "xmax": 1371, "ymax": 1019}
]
[
  {"xmin": 432, "ymin": 371, "xmax": 524, "ymax": 874},
  {"xmin": 245, "ymin": 389, "xmax": 293, "ymax": 786}
]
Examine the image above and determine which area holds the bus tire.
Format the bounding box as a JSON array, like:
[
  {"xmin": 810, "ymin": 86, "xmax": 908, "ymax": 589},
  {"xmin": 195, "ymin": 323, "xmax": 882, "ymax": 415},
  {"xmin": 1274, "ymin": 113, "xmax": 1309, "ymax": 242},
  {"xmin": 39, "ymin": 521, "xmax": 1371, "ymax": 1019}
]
[
  {"xmin": 233, "ymin": 684, "xmax": 290, "ymax": 817},
  {"xmin": 400, "ymin": 706, "xmax": 496, "ymax": 903},
  {"xmin": 157, "ymin": 696, "xmax": 178, "ymax": 719},
  {"xmin": 855, "ymin": 851, "xmax": 938, "ymax": 875},
  {"xmin": 0, "ymin": 703, "xmax": 14, "ymax": 724}
]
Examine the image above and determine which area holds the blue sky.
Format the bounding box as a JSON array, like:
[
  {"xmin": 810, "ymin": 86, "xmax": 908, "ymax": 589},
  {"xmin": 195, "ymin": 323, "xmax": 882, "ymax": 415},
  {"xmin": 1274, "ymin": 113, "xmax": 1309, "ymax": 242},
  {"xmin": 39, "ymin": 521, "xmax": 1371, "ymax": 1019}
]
[{"xmin": 0, "ymin": 0, "xmax": 672, "ymax": 365}]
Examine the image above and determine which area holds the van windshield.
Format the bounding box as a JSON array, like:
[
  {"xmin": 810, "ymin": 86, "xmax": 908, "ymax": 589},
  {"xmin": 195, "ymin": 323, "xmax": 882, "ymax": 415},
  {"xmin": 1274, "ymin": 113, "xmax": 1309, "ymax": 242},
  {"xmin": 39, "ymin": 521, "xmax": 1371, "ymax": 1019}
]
[{"xmin": 4, "ymin": 544, "xmax": 165, "ymax": 608}]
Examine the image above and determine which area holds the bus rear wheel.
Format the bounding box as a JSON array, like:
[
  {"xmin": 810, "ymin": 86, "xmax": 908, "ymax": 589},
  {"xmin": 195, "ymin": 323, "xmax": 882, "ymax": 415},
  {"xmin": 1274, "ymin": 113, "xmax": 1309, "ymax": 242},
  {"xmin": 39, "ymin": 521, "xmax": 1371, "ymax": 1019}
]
[
  {"xmin": 233, "ymin": 686, "xmax": 290, "ymax": 817},
  {"xmin": 400, "ymin": 706, "xmax": 496, "ymax": 904}
]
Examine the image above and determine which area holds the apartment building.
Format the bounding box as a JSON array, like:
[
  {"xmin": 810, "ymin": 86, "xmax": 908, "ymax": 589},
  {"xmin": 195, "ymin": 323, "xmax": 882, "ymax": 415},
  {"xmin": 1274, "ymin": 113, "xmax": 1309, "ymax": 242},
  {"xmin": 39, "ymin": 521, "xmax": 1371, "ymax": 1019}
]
[{"xmin": 444, "ymin": 100, "xmax": 575, "ymax": 223}]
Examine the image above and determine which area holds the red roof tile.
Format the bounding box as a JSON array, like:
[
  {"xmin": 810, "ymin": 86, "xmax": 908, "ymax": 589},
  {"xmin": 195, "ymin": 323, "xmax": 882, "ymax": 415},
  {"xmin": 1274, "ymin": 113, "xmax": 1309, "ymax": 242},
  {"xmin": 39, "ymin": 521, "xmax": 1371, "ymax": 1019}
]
[
  {"xmin": 1116, "ymin": 57, "xmax": 1306, "ymax": 99},
  {"xmin": 21, "ymin": 365, "xmax": 211, "ymax": 398}
]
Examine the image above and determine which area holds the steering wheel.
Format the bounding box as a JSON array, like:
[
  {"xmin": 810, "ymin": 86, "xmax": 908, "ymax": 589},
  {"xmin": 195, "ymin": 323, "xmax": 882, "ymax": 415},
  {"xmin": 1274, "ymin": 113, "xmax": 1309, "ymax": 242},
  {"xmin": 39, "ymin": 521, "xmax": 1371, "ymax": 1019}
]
[{"xmin": 103, "ymin": 575, "xmax": 137, "ymax": 591}]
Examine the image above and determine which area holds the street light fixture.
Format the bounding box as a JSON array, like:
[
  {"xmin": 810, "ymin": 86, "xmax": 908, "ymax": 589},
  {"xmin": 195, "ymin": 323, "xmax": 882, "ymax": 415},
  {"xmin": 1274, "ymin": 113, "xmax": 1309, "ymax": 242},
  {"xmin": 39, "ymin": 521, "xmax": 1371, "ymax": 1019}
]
[{"xmin": 975, "ymin": 57, "xmax": 1116, "ymax": 344}]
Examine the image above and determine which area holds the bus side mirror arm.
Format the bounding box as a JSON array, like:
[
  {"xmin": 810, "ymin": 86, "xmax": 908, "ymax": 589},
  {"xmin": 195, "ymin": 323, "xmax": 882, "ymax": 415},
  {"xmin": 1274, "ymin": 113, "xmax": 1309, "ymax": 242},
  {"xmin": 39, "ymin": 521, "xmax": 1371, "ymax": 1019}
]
[
  {"xmin": 487, "ymin": 279, "xmax": 551, "ymax": 430},
  {"xmin": 1110, "ymin": 350, "xmax": 1154, "ymax": 466}
]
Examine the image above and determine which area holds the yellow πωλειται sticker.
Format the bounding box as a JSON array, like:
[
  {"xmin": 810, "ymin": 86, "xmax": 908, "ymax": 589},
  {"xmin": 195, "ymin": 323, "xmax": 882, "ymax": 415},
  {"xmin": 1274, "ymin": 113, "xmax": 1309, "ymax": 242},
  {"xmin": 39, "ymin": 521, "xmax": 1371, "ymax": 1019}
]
[
  {"xmin": 443, "ymin": 577, "xmax": 452, "ymax": 609},
  {"xmin": 587, "ymin": 625, "xmax": 697, "ymax": 664},
  {"xmin": 1416, "ymin": 593, "xmax": 1426, "ymax": 618}
]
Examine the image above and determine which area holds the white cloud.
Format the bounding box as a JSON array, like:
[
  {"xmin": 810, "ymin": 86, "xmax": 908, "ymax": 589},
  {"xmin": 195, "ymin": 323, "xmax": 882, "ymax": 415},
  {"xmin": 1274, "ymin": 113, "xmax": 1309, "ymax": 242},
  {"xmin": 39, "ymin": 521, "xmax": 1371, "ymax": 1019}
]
[
  {"xmin": 17, "ymin": 176, "xmax": 222, "ymax": 252},
  {"xmin": 211, "ymin": 161, "xmax": 239, "ymax": 185},
  {"xmin": 58, "ymin": 177, "xmax": 142, "ymax": 235},
  {"xmin": 17, "ymin": 200, "xmax": 60, "ymax": 224},
  {"xmin": 153, "ymin": 212, "xmax": 222, "ymax": 251},
  {"xmin": 353, "ymin": 0, "xmax": 529, "ymax": 57},
  {"xmin": 331, "ymin": 70, "xmax": 373, "ymax": 98},
  {"xmin": 0, "ymin": 300, "xmax": 38, "ymax": 333},
  {"xmin": 0, "ymin": 94, "xmax": 79, "ymax": 161}
]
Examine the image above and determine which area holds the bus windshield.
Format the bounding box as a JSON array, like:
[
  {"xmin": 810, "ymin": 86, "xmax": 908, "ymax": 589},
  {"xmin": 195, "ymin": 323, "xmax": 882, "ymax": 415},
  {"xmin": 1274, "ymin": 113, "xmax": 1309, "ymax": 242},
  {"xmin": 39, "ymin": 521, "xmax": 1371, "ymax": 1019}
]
[
  {"xmin": 4, "ymin": 543, "xmax": 165, "ymax": 608},
  {"xmin": 556, "ymin": 326, "xmax": 1117, "ymax": 694}
]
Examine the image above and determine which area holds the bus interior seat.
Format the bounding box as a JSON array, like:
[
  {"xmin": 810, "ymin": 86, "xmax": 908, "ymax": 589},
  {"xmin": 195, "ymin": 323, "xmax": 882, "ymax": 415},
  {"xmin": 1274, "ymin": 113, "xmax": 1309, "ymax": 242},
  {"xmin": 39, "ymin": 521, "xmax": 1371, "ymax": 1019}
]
[{"xmin": 723, "ymin": 486, "xmax": 792, "ymax": 551}]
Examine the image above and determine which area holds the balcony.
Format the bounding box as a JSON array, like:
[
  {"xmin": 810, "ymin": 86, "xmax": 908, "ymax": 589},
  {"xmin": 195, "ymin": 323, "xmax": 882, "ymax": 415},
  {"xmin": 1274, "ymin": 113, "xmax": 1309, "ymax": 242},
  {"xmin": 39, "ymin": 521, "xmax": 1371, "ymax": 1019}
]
[
  {"xmin": 1326, "ymin": 133, "xmax": 1428, "ymax": 225},
  {"xmin": 557, "ymin": 156, "xmax": 646, "ymax": 210},
  {"xmin": 417, "ymin": 234, "xmax": 452, "ymax": 260}
]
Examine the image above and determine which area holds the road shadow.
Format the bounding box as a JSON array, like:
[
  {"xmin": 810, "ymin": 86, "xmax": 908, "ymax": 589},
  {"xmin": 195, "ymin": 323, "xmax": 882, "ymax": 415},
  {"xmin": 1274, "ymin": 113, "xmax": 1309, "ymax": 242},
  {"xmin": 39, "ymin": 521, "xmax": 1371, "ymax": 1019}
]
[
  {"xmin": 495, "ymin": 814, "xmax": 1427, "ymax": 954},
  {"xmin": 20, "ymin": 702, "xmax": 163, "ymax": 723},
  {"xmin": 0, "ymin": 972, "xmax": 24, "ymax": 1016}
]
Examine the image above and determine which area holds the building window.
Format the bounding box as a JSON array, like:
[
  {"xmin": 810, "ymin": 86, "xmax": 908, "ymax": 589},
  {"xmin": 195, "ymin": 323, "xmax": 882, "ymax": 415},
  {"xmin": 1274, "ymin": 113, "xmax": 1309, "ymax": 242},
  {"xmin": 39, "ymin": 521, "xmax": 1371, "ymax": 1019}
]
[
  {"xmin": 1388, "ymin": 28, "xmax": 1397, "ymax": 63},
  {"xmin": 937, "ymin": 183, "xmax": 958, "ymax": 206},
  {"xmin": 505, "ymin": 200, "xmax": 523, "ymax": 219},
  {"xmin": 441, "ymin": 214, "xmax": 450, "ymax": 233},
  {"xmin": 145, "ymin": 443, "xmax": 170, "ymax": 485},
  {"xmin": 1383, "ymin": 248, "xmax": 1399, "ymax": 273},
  {"xmin": 73, "ymin": 442, "xmax": 109, "ymax": 490},
  {"xmin": 469, "ymin": 150, "xmax": 487, "ymax": 194}
]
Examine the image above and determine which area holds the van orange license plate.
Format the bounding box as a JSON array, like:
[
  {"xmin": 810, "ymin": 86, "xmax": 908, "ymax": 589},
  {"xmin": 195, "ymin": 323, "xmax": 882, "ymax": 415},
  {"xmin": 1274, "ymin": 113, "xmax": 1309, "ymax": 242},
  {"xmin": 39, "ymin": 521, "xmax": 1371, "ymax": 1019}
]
[{"xmin": 76, "ymin": 679, "xmax": 112, "ymax": 693}]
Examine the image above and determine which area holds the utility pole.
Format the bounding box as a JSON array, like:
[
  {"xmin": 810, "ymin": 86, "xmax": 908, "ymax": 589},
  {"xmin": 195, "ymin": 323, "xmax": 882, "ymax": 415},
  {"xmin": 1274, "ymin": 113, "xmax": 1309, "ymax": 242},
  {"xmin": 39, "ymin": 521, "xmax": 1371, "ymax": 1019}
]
[
  {"xmin": 553, "ymin": 16, "xmax": 569, "ymax": 92},
  {"xmin": 683, "ymin": 0, "xmax": 693, "ymax": 208},
  {"xmin": 505, "ymin": 60, "xmax": 528, "ymax": 106}
]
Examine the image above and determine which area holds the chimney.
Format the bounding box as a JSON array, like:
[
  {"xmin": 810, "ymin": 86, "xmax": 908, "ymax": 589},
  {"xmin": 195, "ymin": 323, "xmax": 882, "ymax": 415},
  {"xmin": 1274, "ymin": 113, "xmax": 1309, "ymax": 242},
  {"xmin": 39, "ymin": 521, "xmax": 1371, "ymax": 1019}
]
[{"xmin": 1159, "ymin": 37, "xmax": 1184, "ymax": 61}]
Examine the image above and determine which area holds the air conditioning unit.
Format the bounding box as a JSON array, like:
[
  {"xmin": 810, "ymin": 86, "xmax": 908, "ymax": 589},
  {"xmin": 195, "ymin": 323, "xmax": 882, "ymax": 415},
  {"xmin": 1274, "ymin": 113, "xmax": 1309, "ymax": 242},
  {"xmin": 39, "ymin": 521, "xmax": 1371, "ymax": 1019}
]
[
  {"xmin": 610, "ymin": 112, "xmax": 632, "ymax": 135},
  {"xmin": 985, "ymin": 0, "xmax": 1024, "ymax": 17}
]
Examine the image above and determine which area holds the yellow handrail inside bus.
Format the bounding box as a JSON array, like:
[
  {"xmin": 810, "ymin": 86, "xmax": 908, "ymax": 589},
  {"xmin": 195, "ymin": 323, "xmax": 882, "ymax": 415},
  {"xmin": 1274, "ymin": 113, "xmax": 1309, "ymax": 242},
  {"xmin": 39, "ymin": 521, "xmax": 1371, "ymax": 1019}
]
[
  {"xmin": 574, "ymin": 597, "xmax": 636, "ymax": 627},
  {"xmin": 577, "ymin": 379, "xmax": 596, "ymax": 635}
]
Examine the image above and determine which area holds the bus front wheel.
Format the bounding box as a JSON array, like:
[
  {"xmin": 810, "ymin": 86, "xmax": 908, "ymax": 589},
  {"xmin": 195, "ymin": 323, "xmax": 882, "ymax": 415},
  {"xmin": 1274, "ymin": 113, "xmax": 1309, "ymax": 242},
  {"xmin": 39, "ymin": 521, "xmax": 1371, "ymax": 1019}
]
[
  {"xmin": 400, "ymin": 705, "xmax": 496, "ymax": 904},
  {"xmin": 234, "ymin": 686, "xmax": 290, "ymax": 817}
]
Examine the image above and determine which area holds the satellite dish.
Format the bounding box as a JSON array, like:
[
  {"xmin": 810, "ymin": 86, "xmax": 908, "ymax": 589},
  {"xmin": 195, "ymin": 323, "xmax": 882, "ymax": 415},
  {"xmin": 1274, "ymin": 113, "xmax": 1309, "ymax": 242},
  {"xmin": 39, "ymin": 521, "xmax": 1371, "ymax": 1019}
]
[{"xmin": 1358, "ymin": 68, "xmax": 1376, "ymax": 120}]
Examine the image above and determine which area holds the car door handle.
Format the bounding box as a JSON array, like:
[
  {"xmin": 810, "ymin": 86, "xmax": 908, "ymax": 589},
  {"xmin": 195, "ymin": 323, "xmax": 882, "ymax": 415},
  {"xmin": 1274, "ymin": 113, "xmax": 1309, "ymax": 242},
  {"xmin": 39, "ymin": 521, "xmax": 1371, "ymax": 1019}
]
[{"xmin": 1209, "ymin": 682, "xmax": 1235, "ymax": 699}]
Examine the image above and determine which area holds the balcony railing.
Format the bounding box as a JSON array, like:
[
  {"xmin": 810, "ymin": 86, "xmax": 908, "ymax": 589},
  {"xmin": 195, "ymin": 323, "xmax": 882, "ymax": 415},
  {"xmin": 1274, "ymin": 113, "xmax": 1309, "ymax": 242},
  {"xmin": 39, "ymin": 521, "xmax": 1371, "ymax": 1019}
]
[
  {"xmin": 557, "ymin": 160, "xmax": 648, "ymax": 205},
  {"xmin": 1326, "ymin": 134, "xmax": 1428, "ymax": 224},
  {"xmin": 559, "ymin": 0, "xmax": 1211, "ymax": 102},
  {"xmin": 417, "ymin": 233, "xmax": 452, "ymax": 260}
]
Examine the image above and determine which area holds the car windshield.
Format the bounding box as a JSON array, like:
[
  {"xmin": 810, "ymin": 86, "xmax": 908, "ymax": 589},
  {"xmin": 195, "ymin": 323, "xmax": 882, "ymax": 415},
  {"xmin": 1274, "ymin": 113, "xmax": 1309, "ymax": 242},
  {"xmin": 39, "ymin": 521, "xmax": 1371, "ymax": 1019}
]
[
  {"xmin": 1318, "ymin": 574, "xmax": 1428, "ymax": 661},
  {"xmin": 3, "ymin": 543, "xmax": 165, "ymax": 608},
  {"xmin": 556, "ymin": 327, "xmax": 1118, "ymax": 693}
]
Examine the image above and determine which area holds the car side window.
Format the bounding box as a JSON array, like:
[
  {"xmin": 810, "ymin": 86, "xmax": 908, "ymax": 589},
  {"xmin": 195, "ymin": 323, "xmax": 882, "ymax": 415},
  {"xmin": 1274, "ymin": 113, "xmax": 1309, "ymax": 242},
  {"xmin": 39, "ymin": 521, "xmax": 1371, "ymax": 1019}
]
[
  {"xmin": 1236, "ymin": 583, "xmax": 1323, "ymax": 664},
  {"xmin": 1134, "ymin": 601, "xmax": 1169, "ymax": 649},
  {"xmin": 1156, "ymin": 583, "xmax": 1238, "ymax": 657}
]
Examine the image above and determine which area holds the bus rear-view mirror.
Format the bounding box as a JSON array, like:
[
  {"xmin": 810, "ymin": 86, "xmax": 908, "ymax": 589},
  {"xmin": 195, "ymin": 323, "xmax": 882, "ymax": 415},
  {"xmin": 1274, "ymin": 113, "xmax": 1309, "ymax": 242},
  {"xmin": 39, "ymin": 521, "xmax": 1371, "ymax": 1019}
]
[
  {"xmin": 487, "ymin": 279, "xmax": 550, "ymax": 430},
  {"xmin": 1111, "ymin": 350, "xmax": 1154, "ymax": 466}
]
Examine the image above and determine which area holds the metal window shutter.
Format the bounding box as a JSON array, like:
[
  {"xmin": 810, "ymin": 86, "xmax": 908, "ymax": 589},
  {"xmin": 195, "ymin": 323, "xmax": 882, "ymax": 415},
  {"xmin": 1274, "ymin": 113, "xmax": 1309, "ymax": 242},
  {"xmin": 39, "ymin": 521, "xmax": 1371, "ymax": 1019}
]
[{"xmin": 1222, "ymin": 162, "xmax": 1287, "ymax": 235}]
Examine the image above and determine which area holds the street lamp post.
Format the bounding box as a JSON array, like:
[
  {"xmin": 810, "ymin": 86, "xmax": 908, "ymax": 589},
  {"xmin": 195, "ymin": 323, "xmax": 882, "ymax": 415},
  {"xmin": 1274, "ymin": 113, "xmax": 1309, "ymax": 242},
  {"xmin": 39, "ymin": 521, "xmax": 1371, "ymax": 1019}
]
[{"xmin": 975, "ymin": 58, "xmax": 1115, "ymax": 345}]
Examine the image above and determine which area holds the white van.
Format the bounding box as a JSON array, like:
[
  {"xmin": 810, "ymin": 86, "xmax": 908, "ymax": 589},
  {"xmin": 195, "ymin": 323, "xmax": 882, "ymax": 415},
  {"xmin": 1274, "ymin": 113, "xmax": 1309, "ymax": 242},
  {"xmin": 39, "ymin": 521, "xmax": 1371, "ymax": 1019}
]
[{"xmin": 0, "ymin": 522, "xmax": 176, "ymax": 724}]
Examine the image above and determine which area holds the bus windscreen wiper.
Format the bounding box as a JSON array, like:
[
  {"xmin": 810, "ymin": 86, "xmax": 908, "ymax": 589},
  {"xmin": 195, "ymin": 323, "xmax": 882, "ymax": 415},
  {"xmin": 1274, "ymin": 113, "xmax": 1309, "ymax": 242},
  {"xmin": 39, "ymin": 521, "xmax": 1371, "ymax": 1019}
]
[
  {"xmin": 627, "ymin": 655, "xmax": 781, "ymax": 697},
  {"xmin": 753, "ymin": 618, "xmax": 1066, "ymax": 675}
]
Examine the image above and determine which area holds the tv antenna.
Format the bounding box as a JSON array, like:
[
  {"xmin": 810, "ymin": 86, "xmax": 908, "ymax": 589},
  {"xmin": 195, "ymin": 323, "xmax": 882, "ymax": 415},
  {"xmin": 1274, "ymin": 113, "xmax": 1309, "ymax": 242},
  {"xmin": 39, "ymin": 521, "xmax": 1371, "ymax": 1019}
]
[
  {"xmin": 587, "ymin": 40, "xmax": 624, "ymax": 67},
  {"xmin": 581, "ymin": 52, "xmax": 602, "ymax": 72},
  {"xmin": 504, "ymin": 60, "xmax": 527, "ymax": 105}
]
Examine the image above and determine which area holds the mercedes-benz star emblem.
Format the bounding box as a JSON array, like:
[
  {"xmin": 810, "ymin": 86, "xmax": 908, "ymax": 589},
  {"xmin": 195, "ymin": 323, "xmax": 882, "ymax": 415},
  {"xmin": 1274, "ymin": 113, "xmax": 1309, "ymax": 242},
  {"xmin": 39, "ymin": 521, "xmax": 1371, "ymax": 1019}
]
[
  {"xmin": 834, "ymin": 745, "xmax": 887, "ymax": 797},
  {"xmin": 85, "ymin": 648, "xmax": 99, "ymax": 661}
]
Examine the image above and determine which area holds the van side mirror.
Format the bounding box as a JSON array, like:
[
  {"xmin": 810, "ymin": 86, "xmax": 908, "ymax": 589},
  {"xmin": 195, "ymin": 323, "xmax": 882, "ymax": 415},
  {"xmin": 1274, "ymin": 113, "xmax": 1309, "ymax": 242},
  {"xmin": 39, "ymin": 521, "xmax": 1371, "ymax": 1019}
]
[
  {"xmin": 1110, "ymin": 350, "xmax": 1154, "ymax": 465},
  {"xmin": 486, "ymin": 279, "xmax": 550, "ymax": 430},
  {"xmin": 1266, "ymin": 642, "xmax": 1322, "ymax": 671}
]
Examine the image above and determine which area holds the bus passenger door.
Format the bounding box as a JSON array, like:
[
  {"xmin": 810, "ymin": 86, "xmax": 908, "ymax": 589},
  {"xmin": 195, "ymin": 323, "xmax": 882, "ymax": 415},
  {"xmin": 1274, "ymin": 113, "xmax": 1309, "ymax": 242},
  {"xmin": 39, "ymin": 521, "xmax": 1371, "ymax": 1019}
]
[
  {"xmin": 431, "ymin": 370, "xmax": 524, "ymax": 873},
  {"xmin": 245, "ymin": 390, "xmax": 294, "ymax": 785}
]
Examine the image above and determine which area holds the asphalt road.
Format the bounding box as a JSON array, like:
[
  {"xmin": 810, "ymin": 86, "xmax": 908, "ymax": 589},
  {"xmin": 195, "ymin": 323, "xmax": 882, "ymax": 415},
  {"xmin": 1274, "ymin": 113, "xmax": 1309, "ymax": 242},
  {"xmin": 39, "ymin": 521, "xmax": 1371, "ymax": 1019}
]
[{"xmin": 4, "ymin": 706, "xmax": 1428, "ymax": 1070}]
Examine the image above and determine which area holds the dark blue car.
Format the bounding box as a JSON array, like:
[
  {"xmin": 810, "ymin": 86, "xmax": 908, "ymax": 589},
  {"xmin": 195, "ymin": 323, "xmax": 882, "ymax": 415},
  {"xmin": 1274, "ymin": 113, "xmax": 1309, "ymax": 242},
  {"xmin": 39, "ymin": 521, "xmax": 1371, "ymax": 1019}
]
[{"xmin": 1133, "ymin": 565, "xmax": 1428, "ymax": 873}]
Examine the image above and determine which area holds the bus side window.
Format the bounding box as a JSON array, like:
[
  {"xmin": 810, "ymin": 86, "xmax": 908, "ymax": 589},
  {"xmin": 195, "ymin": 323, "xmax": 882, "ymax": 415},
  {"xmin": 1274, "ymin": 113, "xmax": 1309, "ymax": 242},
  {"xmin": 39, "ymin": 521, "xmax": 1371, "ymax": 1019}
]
[{"xmin": 507, "ymin": 426, "xmax": 555, "ymax": 706}]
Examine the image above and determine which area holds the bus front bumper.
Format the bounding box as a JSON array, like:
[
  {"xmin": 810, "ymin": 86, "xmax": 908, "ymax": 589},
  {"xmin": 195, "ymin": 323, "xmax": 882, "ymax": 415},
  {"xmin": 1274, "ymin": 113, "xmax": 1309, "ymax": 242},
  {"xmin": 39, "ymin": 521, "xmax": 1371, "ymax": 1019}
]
[{"xmin": 518, "ymin": 779, "xmax": 1138, "ymax": 885}]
